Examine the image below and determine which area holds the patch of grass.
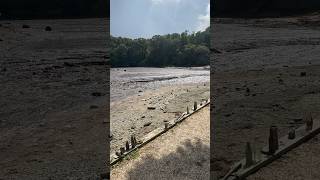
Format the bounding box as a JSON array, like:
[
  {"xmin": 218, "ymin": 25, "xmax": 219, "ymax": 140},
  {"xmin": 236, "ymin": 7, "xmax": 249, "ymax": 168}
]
[
  {"xmin": 111, "ymin": 149, "xmax": 140, "ymax": 169},
  {"xmin": 124, "ymin": 149, "xmax": 140, "ymax": 161}
]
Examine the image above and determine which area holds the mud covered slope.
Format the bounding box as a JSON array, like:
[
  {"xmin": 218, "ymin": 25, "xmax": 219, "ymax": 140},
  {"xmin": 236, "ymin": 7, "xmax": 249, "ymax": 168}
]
[
  {"xmin": 0, "ymin": 18, "xmax": 109, "ymax": 179},
  {"xmin": 210, "ymin": 16, "xmax": 320, "ymax": 179}
]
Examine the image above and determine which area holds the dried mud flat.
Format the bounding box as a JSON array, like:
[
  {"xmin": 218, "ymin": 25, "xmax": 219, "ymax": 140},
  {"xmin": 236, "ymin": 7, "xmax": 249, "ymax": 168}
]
[
  {"xmin": 0, "ymin": 19, "xmax": 108, "ymax": 179},
  {"xmin": 111, "ymin": 82, "xmax": 209, "ymax": 156},
  {"xmin": 211, "ymin": 14, "xmax": 320, "ymax": 179}
]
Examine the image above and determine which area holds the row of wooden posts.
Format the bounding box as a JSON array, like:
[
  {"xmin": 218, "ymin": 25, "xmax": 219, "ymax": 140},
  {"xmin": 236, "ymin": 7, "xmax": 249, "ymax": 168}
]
[
  {"xmin": 115, "ymin": 135, "xmax": 137, "ymax": 157},
  {"xmin": 115, "ymin": 99, "xmax": 209, "ymax": 158},
  {"xmin": 245, "ymin": 114, "xmax": 314, "ymax": 167}
]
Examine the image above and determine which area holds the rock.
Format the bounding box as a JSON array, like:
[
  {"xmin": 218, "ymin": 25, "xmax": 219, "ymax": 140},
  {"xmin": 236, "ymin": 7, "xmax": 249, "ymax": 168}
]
[
  {"xmin": 144, "ymin": 122, "xmax": 152, "ymax": 127},
  {"xmin": 22, "ymin": 24, "xmax": 30, "ymax": 28},
  {"xmin": 131, "ymin": 126, "xmax": 135, "ymax": 129},
  {"xmin": 224, "ymin": 114, "xmax": 231, "ymax": 117},
  {"xmin": 90, "ymin": 105, "xmax": 99, "ymax": 109},
  {"xmin": 100, "ymin": 173, "xmax": 110, "ymax": 179},
  {"xmin": 138, "ymin": 90, "xmax": 143, "ymax": 93},
  {"xmin": 300, "ymin": 72, "xmax": 306, "ymax": 77},
  {"xmin": 45, "ymin": 26, "xmax": 52, "ymax": 31},
  {"xmin": 92, "ymin": 92, "xmax": 103, "ymax": 97},
  {"xmin": 63, "ymin": 62, "xmax": 75, "ymax": 67},
  {"xmin": 124, "ymin": 69, "xmax": 127, "ymax": 71},
  {"xmin": 141, "ymin": 116, "xmax": 145, "ymax": 118},
  {"xmin": 292, "ymin": 118, "xmax": 303, "ymax": 123},
  {"xmin": 68, "ymin": 139, "xmax": 73, "ymax": 145},
  {"xmin": 241, "ymin": 123, "xmax": 253, "ymax": 129},
  {"xmin": 147, "ymin": 106, "xmax": 156, "ymax": 110}
]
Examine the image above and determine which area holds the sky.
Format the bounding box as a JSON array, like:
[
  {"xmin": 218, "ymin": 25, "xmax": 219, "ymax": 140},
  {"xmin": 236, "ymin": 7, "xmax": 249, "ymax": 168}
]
[{"xmin": 111, "ymin": 0, "xmax": 210, "ymax": 39}]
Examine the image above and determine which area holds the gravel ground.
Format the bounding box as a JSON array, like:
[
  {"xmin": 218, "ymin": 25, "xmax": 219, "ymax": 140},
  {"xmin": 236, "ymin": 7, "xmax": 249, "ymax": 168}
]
[{"xmin": 111, "ymin": 106, "xmax": 210, "ymax": 180}]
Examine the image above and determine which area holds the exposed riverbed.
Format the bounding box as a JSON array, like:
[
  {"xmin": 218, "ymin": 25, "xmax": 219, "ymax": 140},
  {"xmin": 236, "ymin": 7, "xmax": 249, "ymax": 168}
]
[{"xmin": 110, "ymin": 67, "xmax": 210, "ymax": 156}]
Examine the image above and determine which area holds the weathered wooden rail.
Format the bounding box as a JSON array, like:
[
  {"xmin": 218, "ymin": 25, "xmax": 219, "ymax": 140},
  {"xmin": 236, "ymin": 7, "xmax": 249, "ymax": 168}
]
[
  {"xmin": 222, "ymin": 114, "xmax": 319, "ymax": 180},
  {"xmin": 110, "ymin": 98, "xmax": 210, "ymax": 166}
]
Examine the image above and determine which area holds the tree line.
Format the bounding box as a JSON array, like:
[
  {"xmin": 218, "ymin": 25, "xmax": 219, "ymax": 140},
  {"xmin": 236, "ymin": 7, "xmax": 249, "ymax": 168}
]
[{"xmin": 110, "ymin": 27, "xmax": 210, "ymax": 67}]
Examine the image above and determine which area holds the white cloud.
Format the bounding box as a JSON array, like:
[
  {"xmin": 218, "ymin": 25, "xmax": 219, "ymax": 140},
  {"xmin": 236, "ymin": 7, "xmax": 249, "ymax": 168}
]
[
  {"xmin": 151, "ymin": 0, "xmax": 182, "ymax": 5},
  {"xmin": 196, "ymin": 3, "xmax": 210, "ymax": 32}
]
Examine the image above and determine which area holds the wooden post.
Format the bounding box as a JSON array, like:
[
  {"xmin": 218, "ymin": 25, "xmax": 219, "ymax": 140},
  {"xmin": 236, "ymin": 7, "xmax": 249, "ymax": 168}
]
[
  {"xmin": 288, "ymin": 129, "xmax": 296, "ymax": 139},
  {"xmin": 131, "ymin": 135, "xmax": 136, "ymax": 148},
  {"xmin": 187, "ymin": 106, "xmax": 189, "ymax": 114},
  {"xmin": 245, "ymin": 142, "xmax": 253, "ymax": 167},
  {"xmin": 164, "ymin": 122, "xmax": 169, "ymax": 129},
  {"xmin": 268, "ymin": 126, "xmax": 279, "ymax": 154},
  {"xmin": 116, "ymin": 152, "xmax": 121, "ymax": 157},
  {"xmin": 306, "ymin": 113, "xmax": 313, "ymax": 131},
  {"xmin": 194, "ymin": 102, "xmax": 197, "ymax": 111},
  {"xmin": 120, "ymin": 147, "xmax": 125, "ymax": 155},
  {"xmin": 125, "ymin": 141, "xmax": 130, "ymax": 151}
]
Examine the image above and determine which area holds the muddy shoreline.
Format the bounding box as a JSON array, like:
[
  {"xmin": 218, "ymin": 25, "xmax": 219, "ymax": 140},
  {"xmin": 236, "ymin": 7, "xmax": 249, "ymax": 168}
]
[
  {"xmin": 211, "ymin": 15, "xmax": 320, "ymax": 179},
  {"xmin": 110, "ymin": 77, "xmax": 210, "ymax": 155},
  {"xmin": 0, "ymin": 18, "xmax": 109, "ymax": 179}
]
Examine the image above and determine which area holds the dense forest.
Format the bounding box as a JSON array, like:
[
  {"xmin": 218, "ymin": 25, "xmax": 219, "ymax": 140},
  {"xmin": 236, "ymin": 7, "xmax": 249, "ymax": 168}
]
[
  {"xmin": 0, "ymin": 0, "xmax": 108, "ymax": 19},
  {"xmin": 110, "ymin": 27, "xmax": 210, "ymax": 67}
]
